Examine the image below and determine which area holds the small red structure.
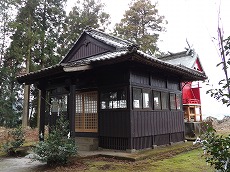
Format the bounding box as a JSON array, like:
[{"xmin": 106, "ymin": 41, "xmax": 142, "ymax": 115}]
[
  {"xmin": 160, "ymin": 49, "xmax": 205, "ymax": 122},
  {"xmin": 182, "ymin": 81, "xmax": 202, "ymax": 122}
]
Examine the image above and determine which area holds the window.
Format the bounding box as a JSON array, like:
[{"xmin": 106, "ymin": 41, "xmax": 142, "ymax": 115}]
[
  {"xmin": 176, "ymin": 94, "xmax": 181, "ymax": 110},
  {"xmin": 143, "ymin": 90, "xmax": 151, "ymax": 108},
  {"xmin": 100, "ymin": 89, "xmax": 127, "ymax": 109},
  {"xmin": 170, "ymin": 93, "xmax": 176, "ymax": 110},
  {"xmin": 133, "ymin": 88, "xmax": 142, "ymax": 108},
  {"xmin": 161, "ymin": 92, "xmax": 169, "ymax": 109},
  {"xmin": 133, "ymin": 88, "xmax": 151, "ymax": 109},
  {"xmin": 109, "ymin": 92, "xmax": 117, "ymax": 109},
  {"xmin": 153, "ymin": 91, "xmax": 161, "ymax": 110}
]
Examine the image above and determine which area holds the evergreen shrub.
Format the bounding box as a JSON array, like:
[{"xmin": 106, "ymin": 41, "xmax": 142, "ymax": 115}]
[{"xmin": 33, "ymin": 115, "xmax": 77, "ymax": 165}]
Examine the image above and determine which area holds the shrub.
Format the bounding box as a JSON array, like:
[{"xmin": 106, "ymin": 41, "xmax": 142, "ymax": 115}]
[
  {"xmin": 201, "ymin": 127, "xmax": 230, "ymax": 172},
  {"xmin": 2, "ymin": 126, "xmax": 25, "ymax": 155},
  {"xmin": 33, "ymin": 115, "xmax": 77, "ymax": 165}
]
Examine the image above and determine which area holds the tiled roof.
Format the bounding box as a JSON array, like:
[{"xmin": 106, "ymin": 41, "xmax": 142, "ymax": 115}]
[
  {"xmin": 64, "ymin": 49, "xmax": 206, "ymax": 80},
  {"xmin": 17, "ymin": 64, "xmax": 64, "ymax": 83},
  {"xmin": 66, "ymin": 50, "xmax": 130, "ymax": 66},
  {"xmin": 85, "ymin": 27, "xmax": 135, "ymax": 50},
  {"xmin": 159, "ymin": 49, "xmax": 198, "ymax": 68},
  {"xmin": 135, "ymin": 50, "xmax": 206, "ymax": 79}
]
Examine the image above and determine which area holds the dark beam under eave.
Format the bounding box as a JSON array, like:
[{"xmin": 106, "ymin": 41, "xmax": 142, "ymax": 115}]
[{"xmin": 69, "ymin": 84, "xmax": 76, "ymax": 138}]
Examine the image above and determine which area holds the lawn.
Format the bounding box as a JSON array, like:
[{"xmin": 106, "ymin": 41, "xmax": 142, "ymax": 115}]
[{"xmin": 80, "ymin": 148, "xmax": 214, "ymax": 172}]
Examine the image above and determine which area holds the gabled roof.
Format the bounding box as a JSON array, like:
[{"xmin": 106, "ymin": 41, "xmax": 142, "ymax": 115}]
[
  {"xmin": 17, "ymin": 28, "xmax": 207, "ymax": 84},
  {"xmin": 60, "ymin": 27, "xmax": 136, "ymax": 63},
  {"xmin": 159, "ymin": 49, "xmax": 204, "ymax": 72}
]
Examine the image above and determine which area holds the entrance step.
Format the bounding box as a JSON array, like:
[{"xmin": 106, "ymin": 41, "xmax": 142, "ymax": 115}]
[{"xmin": 75, "ymin": 137, "xmax": 98, "ymax": 151}]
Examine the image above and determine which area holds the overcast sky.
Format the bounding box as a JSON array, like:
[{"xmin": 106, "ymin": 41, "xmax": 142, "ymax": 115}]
[{"xmin": 67, "ymin": 0, "xmax": 230, "ymax": 119}]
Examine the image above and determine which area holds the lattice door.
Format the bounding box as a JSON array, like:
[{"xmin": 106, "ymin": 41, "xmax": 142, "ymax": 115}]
[{"xmin": 75, "ymin": 91, "xmax": 98, "ymax": 132}]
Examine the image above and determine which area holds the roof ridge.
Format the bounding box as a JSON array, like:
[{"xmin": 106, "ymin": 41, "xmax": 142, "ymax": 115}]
[
  {"xmin": 84, "ymin": 27, "xmax": 136, "ymax": 49},
  {"xmin": 160, "ymin": 51, "xmax": 188, "ymax": 60},
  {"xmin": 85, "ymin": 27, "xmax": 133, "ymax": 44}
]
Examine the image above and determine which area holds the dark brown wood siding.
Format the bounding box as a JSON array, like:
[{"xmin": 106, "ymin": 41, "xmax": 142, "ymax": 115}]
[
  {"xmin": 151, "ymin": 76, "xmax": 167, "ymax": 88},
  {"xmin": 131, "ymin": 72, "xmax": 150, "ymax": 85},
  {"xmin": 98, "ymin": 110, "xmax": 130, "ymax": 150},
  {"xmin": 70, "ymin": 42, "xmax": 108, "ymax": 62},
  {"xmin": 99, "ymin": 110, "xmax": 130, "ymax": 137},
  {"xmin": 132, "ymin": 136, "xmax": 152, "ymax": 150},
  {"xmin": 99, "ymin": 137, "xmax": 129, "ymax": 150},
  {"xmin": 130, "ymin": 111, "xmax": 184, "ymax": 137}
]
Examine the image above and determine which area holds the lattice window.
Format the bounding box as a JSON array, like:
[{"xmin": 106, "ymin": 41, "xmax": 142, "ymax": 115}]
[{"xmin": 75, "ymin": 92, "xmax": 98, "ymax": 132}]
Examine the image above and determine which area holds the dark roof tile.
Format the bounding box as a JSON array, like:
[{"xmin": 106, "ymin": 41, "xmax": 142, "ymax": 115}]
[{"xmin": 85, "ymin": 27, "xmax": 135, "ymax": 50}]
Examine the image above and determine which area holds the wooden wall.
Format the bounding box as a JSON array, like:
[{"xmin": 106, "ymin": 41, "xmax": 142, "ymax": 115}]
[
  {"xmin": 130, "ymin": 111, "xmax": 184, "ymax": 137},
  {"xmin": 98, "ymin": 110, "xmax": 185, "ymax": 150},
  {"xmin": 46, "ymin": 62, "xmax": 185, "ymax": 150},
  {"xmin": 130, "ymin": 110, "xmax": 184, "ymax": 149},
  {"xmin": 99, "ymin": 110, "xmax": 130, "ymax": 137},
  {"xmin": 99, "ymin": 110, "xmax": 130, "ymax": 150}
]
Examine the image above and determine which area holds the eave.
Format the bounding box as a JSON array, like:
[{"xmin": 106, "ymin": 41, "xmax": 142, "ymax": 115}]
[
  {"xmin": 134, "ymin": 50, "xmax": 207, "ymax": 81},
  {"xmin": 17, "ymin": 50, "xmax": 207, "ymax": 85},
  {"xmin": 17, "ymin": 64, "xmax": 65, "ymax": 85}
]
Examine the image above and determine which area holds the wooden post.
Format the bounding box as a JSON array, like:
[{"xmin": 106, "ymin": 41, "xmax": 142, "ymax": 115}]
[
  {"xmin": 69, "ymin": 84, "xmax": 76, "ymax": 138},
  {"xmin": 22, "ymin": 84, "xmax": 30, "ymax": 127},
  {"xmin": 39, "ymin": 88, "xmax": 46, "ymax": 141}
]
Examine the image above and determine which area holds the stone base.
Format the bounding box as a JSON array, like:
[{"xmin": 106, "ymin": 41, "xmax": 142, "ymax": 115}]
[{"xmin": 75, "ymin": 137, "xmax": 99, "ymax": 151}]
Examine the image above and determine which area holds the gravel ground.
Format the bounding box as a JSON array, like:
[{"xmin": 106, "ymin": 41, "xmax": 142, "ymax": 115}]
[{"xmin": 0, "ymin": 155, "xmax": 45, "ymax": 172}]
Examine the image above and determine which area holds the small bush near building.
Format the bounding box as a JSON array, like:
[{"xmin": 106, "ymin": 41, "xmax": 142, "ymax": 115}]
[
  {"xmin": 2, "ymin": 126, "xmax": 25, "ymax": 156},
  {"xmin": 201, "ymin": 127, "xmax": 230, "ymax": 172},
  {"xmin": 33, "ymin": 116, "xmax": 77, "ymax": 165}
]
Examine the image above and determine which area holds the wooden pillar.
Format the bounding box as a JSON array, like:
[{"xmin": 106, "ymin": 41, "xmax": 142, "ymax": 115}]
[
  {"xmin": 39, "ymin": 88, "xmax": 46, "ymax": 141},
  {"xmin": 187, "ymin": 106, "xmax": 190, "ymax": 122},
  {"xmin": 200, "ymin": 106, "xmax": 202, "ymax": 121},
  {"xmin": 68, "ymin": 84, "xmax": 76, "ymax": 138}
]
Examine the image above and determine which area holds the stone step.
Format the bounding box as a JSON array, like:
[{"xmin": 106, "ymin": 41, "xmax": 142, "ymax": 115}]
[
  {"xmin": 75, "ymin": 137, "xmax": 98, "ymax": 151},
  {"xmin": 77, "ymin": 143, "xmax": 98, "ymax": 151},
  {"xmin": 75, "ymin": 137, "xmax": 98, "ymax": 144}
]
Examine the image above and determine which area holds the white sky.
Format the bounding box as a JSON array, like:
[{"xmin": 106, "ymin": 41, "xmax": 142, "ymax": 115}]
[{"xmin": 67, "ymin": 0, "xmax": 230, "ymax": 119}]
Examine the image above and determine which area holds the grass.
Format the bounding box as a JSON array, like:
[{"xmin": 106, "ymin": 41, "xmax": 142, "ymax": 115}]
[
  {"xmin": 83, "ymin": 148, "xmax": 214, "ymax": 172},
  {"xmin": 148, "ymin": 149, "xmax": 214, "ymax": 172}
]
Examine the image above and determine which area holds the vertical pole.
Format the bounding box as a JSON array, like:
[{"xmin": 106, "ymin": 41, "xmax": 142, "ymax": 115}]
[
  {"xmin": 37, "ymin": 90, "xmax": 41, "ymax": 128},
  {"xmin": 39, "ymin": 88, "xmax": 46, "ymax": 141},
  {"xmin": 22, "ymin": 84, "xmax": 30, "ymax": 127},
  {"xmin": 69, "ymin": 84, "xmax": 76, "ymax": 138}
]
